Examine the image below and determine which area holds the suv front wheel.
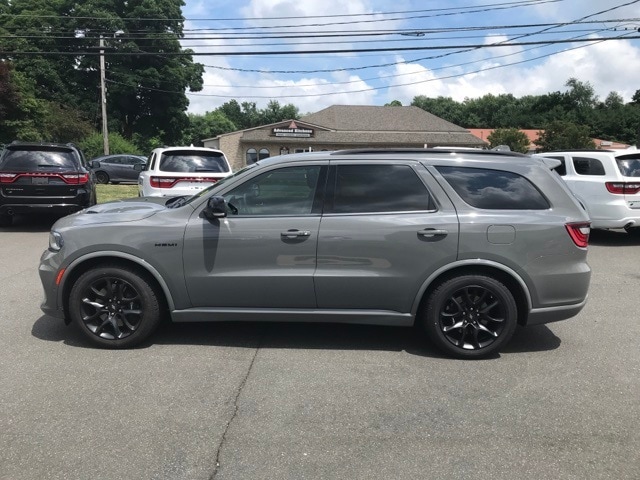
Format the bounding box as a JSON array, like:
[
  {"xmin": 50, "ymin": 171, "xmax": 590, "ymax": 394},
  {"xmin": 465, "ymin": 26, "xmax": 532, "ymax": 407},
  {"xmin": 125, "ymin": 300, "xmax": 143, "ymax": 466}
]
[
  {"xmin": 422, "ymin": 275, "xmax": 517, "ymax": 359},
  {"xmin": 69, "ymin": 265, "xmax": 161, "ymax": 348}
]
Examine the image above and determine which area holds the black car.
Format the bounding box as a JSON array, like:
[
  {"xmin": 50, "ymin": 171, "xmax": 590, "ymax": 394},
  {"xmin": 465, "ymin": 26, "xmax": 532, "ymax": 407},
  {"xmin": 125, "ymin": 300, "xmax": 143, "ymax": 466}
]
[
  {"xmin": 90, "ymin": 154, "xmax": 147, "ymax": 184},
  {"xmin": 0, "ymin": 142, "xmax": 97, "ymax": 227}
]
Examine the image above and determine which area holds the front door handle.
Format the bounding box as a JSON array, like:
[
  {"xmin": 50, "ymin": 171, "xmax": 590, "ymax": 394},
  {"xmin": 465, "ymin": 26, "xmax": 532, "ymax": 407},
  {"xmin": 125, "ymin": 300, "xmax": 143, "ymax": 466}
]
[
  {"xmin": 281, "ymin": 229, "xmax": 311, "ymax": 239},
  {"xmin": 418, "ymin": 228, "xmax": 448, "ymax": 238}
]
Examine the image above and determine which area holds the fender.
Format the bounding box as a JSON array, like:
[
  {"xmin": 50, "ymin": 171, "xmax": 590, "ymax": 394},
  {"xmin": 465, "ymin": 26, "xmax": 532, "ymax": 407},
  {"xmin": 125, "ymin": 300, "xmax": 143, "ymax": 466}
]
[
  {"xmin": 410, "ymin": 259, "xmax": 533, "ymax": 316},
  {"xmin": 57, "ymin": 250, "xmax": 177, "ymax": 312}
]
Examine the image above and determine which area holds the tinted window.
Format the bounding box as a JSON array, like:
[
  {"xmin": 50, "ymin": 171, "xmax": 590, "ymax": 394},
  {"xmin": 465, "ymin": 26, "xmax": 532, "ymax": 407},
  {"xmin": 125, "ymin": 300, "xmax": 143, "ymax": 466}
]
[
  {"xmin": 0, "ymin": 148, "xmax": 78, "ymax": 171},
  {"xmin": 573, "ymin": 157, "xmax": 605, "ymax": 176},
  {"xmin": 159, "ymin": 151, "xmax": 229, "ymax": 173},
  {"xmin": 246, "ymin": 148, "xmax": 257, "ymax": 164},
  {"xmin": 436, "ymin": 166, "xmax": 550, "ymax": 210},
  {"xmin": 329, "ymin": 164, "xmax": 434, "ymax": 214},
  {"xmin": 224, "ymin": 166, "xmax": 322, "ymax": 216},
  {"xmin": 545, "ymin": 155, "xmax": 566, "ymax": 176},
  {"xmin": 616, "ymin": 154, "xmax": 640, "ymax": 177}
]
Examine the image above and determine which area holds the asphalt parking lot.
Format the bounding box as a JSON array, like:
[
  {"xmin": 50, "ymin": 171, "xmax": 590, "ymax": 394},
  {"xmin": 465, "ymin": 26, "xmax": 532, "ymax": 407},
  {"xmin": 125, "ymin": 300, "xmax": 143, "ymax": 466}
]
[{"xmin": 1, "ymin": 215, "xmax": 639, "ymax": 480}]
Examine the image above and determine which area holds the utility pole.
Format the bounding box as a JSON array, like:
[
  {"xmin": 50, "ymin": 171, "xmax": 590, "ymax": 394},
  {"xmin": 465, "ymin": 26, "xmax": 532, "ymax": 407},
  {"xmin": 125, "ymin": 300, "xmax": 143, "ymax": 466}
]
[{"xmin": 99, "ymin": 35, "xmax": 109, "ymax": 156}]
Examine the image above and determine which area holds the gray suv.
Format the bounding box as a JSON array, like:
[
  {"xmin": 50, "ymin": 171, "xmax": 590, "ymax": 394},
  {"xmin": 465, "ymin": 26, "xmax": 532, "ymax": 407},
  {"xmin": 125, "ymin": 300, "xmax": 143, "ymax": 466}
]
[{"xmin": 39, "ymin": 149, "xmax": 591, "ymax": 358}]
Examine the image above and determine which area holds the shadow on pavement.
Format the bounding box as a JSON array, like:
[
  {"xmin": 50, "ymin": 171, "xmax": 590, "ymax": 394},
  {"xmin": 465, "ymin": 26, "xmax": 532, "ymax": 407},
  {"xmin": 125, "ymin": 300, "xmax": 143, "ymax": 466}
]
[
  {"xmin": 589, "ymin": 228, "xmax": 640, "ymax": 247},
  {"xmin": 0, "ymin": 214, "xmax": 60, "ymax": 233},
  {"xmin": 32, "ymin": 315, "xmax": 562, "ymax": 358}
]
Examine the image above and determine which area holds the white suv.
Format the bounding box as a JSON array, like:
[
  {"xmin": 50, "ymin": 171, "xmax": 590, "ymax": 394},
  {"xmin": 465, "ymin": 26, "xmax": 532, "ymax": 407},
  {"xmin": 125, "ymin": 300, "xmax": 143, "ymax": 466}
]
[
  {"xmin": 535, "ymin": 148, "xmax": 640, "ymax": 233},
  {"xmin": 138, "ymin": 146, "xmax": 232, "ymax": 197}
]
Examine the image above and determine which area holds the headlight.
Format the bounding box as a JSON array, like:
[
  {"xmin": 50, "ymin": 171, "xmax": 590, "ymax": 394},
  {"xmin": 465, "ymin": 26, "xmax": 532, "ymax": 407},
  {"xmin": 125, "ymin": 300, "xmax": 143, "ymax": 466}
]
[{"xmin": 49, "ymin": 231, "xmax": 64, "ymax": 252}]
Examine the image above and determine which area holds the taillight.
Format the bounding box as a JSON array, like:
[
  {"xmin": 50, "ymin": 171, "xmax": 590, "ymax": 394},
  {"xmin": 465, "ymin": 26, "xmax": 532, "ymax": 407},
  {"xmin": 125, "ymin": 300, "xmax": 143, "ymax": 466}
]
[
  {"xmin": 0, "ymin": 172, "xmax": 88, "ymax": 184},
  {"xmin": 61, "ymin": 173, "xmax": 89, "ymax": 184},
  {"xmin": 150, "ymin": 176, "xmax": 219, "ymax": 188},
  {"xmin": 606, "ymin": 182, "xmax": 640, "ymax": 195},
  {"xmin": 565, "ymin": 222, "xmax": 590, "ymax": 248},
  {"xmin": 0, "ymin": 173, "xmax": 18, "ymax": 183}
]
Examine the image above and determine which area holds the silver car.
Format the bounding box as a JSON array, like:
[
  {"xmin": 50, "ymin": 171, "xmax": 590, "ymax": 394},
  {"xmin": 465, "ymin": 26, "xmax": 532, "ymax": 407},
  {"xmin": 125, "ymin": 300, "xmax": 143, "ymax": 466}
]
[{"xmin": 39, "ymin": 149, "xmax": 591, "ymax": 358}]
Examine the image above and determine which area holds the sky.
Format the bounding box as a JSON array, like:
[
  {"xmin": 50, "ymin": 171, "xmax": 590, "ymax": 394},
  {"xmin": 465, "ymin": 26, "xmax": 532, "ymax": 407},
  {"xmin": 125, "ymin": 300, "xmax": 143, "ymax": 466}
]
[{"xmin": 180, "ymin": 0, "xmax": 640, "ymax": 115}]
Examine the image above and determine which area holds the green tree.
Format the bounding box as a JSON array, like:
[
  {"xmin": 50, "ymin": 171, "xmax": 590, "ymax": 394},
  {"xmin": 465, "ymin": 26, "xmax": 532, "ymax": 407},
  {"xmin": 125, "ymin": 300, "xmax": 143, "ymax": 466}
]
[
  {"xmin": 79, "ymin": 132, "xmax": 143, "ymax": 160},
  {"xmin": 385, "ymin": 100, "xmax": 402, "ymax": 106},
  {"xmin": 180, "ymin": 111, "xmax": 237, "ymax": 146},
  {"xmin": 486, "ymin": 128, "xmax": 531, "ymax": 153},
  {"xmin": 259, "ymin": 100, "xmax": 300, "ymax": 125},
  {"xmin": 535, "ymin": 121, "xmax": 595, "ymax": 151},
  {"xmin": 1, "ymin": 0, "xmax": 204, "ymax": 146},
  {"xmin": 411, "ymin": 95, "xmax": 471, "ymax": 126}
]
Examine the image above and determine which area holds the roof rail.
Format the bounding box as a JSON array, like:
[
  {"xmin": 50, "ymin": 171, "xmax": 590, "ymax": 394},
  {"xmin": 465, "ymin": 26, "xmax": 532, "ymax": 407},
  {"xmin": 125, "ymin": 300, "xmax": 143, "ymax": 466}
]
[{"xmin": 330, "ymin": 148, "xmax": 529, "ymax": 157}]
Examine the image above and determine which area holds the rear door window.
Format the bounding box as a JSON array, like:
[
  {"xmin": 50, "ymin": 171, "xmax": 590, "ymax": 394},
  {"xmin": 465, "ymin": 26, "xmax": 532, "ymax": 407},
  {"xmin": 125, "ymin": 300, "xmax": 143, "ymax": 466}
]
[
  {"xmin": 326, "ymin": 164, "xmax": 435, "ymax": 214},
  {"xmin": 436, "ymin": 166, "xmax": 550, "ymax": 210}
]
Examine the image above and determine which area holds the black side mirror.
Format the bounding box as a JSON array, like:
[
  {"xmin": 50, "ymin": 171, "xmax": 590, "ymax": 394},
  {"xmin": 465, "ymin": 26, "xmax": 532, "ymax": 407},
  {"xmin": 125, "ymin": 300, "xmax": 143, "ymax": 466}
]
[
  {"xmin": 203, "ymin": 196, "xmax": 227, "ymax": 220},
  {"xmin": 133, "ymin": 164, "xmax": 143, "ymax": 172},
  {"xmin": 91, "ymin": 160, "xmax": 101, "ymax": 168}
]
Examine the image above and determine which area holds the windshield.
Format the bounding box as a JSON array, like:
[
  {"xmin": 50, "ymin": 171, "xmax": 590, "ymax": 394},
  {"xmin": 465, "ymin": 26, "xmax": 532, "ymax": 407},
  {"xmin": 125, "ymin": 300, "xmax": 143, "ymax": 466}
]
[
  {"xmin": 616, "ymin": 154, "xmax": 640, "ymax": 177},
  {"xmin": 159, "ymin": 150, "xmax": 230, "ymax": 173}
]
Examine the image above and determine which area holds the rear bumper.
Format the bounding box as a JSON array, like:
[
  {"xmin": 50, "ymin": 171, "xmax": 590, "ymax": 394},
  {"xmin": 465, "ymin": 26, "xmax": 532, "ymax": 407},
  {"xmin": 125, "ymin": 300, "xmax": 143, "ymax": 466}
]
[
  {"xmin": 0, "ymin": 203, "xmax": 86, "ymax": 216},
  {"xmin": 526, "ymin": 296, "xmax": 588, "ymax": 326}
]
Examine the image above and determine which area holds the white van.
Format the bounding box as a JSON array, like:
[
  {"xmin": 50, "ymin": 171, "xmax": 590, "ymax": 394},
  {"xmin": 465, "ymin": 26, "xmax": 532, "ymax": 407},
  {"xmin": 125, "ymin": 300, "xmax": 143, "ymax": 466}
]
[{"xmin": 535, "ymin": 148, "xmax": 640, "ymax": 233}]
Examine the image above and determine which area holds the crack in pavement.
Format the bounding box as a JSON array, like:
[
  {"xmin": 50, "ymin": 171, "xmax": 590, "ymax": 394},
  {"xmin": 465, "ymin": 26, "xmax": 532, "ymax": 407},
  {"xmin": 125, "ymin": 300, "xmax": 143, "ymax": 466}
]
[{"xmin": 209, "ymin": 340, "xmax": 262, "ymax": 480}]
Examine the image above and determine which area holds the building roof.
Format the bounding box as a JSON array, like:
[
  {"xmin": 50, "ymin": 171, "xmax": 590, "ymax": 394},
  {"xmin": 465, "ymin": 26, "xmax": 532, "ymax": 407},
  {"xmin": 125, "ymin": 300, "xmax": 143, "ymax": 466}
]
[
  {"xmin": 300, "ymin": 105, "xmax": 471, "ymax": 133},
  {"xmin": 469, "ymin": 128, "xmax": 631, "ymax": 150}
]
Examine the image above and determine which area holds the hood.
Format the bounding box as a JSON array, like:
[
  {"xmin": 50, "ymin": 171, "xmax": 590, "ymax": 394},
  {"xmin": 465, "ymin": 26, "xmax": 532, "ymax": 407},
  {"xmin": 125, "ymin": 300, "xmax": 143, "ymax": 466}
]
[{"xmin": 54, "ymin": 197, "xmax": 172, "ymax": 228}]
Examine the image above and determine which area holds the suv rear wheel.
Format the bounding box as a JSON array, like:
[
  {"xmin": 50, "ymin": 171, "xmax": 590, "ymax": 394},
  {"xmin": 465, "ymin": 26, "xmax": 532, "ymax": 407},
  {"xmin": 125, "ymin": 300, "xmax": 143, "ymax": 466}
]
[
  {"xmin": 69, "ymin": 265, "xmax": 161, "ymax": 348},
  {"xmin": 422, "ymin": 275, "xmax": 517, "ymax": 359}
]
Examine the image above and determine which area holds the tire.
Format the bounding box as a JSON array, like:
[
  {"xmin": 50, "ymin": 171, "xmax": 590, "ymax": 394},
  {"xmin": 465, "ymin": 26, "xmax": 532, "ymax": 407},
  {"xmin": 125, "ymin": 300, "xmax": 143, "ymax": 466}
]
[
  {"xmin": 422, "ymin": 275, "xmax": 517, "ymax": 359},
  {"xmin": 95, "ymin": 171, "xmax": 110, "ymax": 184},
  {"xmin": 69, "ymin": 265, "xmax": 162, "ymax": 348},
  {"xmin": 0, "ymin": 214, "xmax": 12, "ymax": 227}
]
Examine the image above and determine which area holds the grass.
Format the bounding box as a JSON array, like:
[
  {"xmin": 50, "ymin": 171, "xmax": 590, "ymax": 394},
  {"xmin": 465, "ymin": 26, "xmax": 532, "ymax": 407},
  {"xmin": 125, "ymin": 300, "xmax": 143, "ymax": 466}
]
[{"xmin": 96, "ymin": 184, "xmax": 139, "ymax": 204}]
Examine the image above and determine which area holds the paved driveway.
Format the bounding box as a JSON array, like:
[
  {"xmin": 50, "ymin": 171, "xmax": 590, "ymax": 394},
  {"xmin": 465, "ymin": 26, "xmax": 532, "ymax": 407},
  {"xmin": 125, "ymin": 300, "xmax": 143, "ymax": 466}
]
[{"xmin": 1, "ymin": 215, "xmax": 639, "ymax": 479}]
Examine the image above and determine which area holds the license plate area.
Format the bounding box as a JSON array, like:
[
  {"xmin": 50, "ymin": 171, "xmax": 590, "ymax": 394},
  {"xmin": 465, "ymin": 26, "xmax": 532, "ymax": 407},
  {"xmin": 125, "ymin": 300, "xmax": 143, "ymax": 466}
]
[
  {"xmin": 32, "ymin": 177, "xmax": 49, "ymax": 185},
  {"xmin": 629, "ymin": 200, "xmax": 640, "ymax": 209}
]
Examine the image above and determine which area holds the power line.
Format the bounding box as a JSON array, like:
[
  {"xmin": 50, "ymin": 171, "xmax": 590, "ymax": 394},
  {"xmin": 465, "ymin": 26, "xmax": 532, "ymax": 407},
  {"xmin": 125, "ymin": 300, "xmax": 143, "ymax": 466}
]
[
  {"xmin": 3, "ymin": 34, "xmax": 638, "ymax": 57},
  {"xmin": 0, "ymin": 0, "xmax": 564, "ymax": 24},
  {"xmin": 101, "ymin": 32, "xmax": 636, "ymax": 100}
]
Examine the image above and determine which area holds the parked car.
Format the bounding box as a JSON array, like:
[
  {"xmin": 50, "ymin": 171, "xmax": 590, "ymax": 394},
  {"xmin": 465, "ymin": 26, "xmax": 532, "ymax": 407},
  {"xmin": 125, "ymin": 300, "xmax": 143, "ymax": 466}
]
[
  {"xmin": 90, "ymin": 154, "xmax": 147, "ymax": 184},
  {"xmin": 138, "ymin": 146, "xmax": 232, "ymax": 197},
  {"xmin": 39, "ymin": 148, "xmax": 591, "ymax": 358},
  {"xmin": 535, "ymin": 148, "xmax": 640, "ymax": 234},
  {"xmin": 0, "ymin": 141, "xmax": 96, "ymax": 227}
]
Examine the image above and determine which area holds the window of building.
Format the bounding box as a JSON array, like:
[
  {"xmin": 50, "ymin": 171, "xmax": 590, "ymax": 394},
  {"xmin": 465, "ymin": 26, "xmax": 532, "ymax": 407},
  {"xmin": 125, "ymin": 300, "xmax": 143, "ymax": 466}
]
[
  {"xmin": 328, "ymin": 164, "xmax": 434, "ymax": 214},
  {"xmin": 246, "ymin": 148, "xmax": 258, "ymax": 164},
  {"xmin": 436, "ymin": 166, "xmax": 550, "ymax": 210},
  {"xmin": 259, "ymin": 148, "xmax": 270, "ymax": 160},
  {"xmin": 280, "ymin": 147, "xmax": 290, "ymax": 155}
]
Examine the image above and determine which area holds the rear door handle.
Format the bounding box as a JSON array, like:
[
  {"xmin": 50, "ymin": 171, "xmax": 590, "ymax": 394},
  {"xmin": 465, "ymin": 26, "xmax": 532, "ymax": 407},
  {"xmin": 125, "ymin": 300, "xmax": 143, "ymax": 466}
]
[
  {"xmin": 281, "ymin": 229, "xmax": 311, "ymax": 238},
  {"xmin": 418, "ymin": 228, "xmax": 448, "ymax": 238}
]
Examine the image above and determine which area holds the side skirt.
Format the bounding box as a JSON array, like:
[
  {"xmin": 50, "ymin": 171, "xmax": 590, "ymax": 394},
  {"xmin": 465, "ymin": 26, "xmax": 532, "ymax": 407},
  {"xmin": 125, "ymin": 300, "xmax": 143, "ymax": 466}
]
[{"xmin": 171, "ymin": 308, "xmax": 414, "ymax": 326}]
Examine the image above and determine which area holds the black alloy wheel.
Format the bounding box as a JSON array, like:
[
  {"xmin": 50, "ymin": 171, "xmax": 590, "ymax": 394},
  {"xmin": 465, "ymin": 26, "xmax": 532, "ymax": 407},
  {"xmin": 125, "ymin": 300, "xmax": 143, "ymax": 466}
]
[
  {"xmin": 69, "ymin": 265, "xmax": 161, "ymax": 348},
  {"xmin": 423, "ymin": 275, "xmax": 517, "ymax": 359},
  {"xmin": 95, "ymin": 171, "xmax": 110, "ymax": 184}
]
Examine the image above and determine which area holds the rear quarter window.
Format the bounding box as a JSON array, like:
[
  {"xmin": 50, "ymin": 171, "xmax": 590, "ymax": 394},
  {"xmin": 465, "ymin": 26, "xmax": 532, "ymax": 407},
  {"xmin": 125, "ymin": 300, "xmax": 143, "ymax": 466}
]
[
  {"xmin": 436, "ymin": 166, "xmax": 550, "ymax": 210},
  {"xmin": 573, "ymin": 156, "xmax": 605, "ymax": 176}
]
